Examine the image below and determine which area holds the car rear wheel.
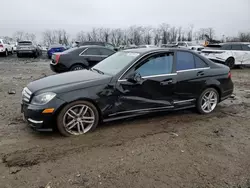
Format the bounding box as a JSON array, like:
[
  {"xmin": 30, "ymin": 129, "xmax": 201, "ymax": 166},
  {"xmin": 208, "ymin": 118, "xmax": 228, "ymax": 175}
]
[
  {"xmin": 225, "ymin": 57, "xmax": 235, "ymax": 69},
  {"xmin": 4, "ymin": 50, "xmax": 8, "ymax": 57},
  {"xmin": 70, "ymin": 64, "xmax": 85, "ymax": 71},
  {"xmin": 57, "ymin": 101, "xmax": 99, "ymax": 136},
  {"xmin": 196, "ymin": 88, "xmax": 219, "ymax": 114}
]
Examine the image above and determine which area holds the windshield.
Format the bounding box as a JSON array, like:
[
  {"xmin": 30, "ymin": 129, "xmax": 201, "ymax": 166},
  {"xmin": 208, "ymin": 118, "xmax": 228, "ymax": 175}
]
[
  {"xmin": 18, "ymin": 41, "xmax": 32, "ymax": 45},
  {"xmin": 187, "ymin": 42, "xmax": 195, "ymax": 46},
  {"xmin": 92, "ymin": 51, "xmax": 140, "ymax": 75}
]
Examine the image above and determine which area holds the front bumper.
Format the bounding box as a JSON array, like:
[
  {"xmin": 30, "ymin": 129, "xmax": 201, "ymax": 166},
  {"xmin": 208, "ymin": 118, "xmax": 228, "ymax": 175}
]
[{"xmin": 21, "ymin": 97, "xmax": 65, "ymax": 131}]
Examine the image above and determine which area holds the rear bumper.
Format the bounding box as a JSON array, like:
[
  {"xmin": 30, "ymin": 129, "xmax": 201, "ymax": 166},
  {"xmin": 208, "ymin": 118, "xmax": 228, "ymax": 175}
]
[
  {"xmin": 17, "ymin": 50, "xmax": 35, "ymax": 54},
  {"xmin": 50, "ymin": 63, "xmax": 68, "ymax": 73}
]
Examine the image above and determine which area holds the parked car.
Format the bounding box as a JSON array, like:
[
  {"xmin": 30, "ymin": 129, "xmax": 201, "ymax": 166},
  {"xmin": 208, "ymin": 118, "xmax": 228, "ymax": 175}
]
[
  {"xmin": 177, "ymin": 41, "xmax": 204, "ymax": 52},
  {"xmin": 200, "ymin": 43, "xmax": 250, "ymax": 68},
  {"xmin": 16, "ymin": 41, "xmax": 42, "ymax": 58},
  {"xmin": 76, "ymin": 41, "xmax": 116, "ymax": 51},
  {"xmin": 50, "ymin": 45, "xmax": 115, "ymax": 73},
  {"xmin": 161, "ymin": 43, "xmax": 178, "ymax": 48},
  {"xmin": 138, "ymin": 45, "xmax": 157, "ymax": 48},
  {"xmin": 47, "ymin": 44, "xmax": 66, "ymax": 59},
  {"xmin": 21, "ymin": 48, "xmax": 234, "ymax": 136},
  {"xmin": 0, "ymin": 39, "xmax": 13, "ymax": 56}
]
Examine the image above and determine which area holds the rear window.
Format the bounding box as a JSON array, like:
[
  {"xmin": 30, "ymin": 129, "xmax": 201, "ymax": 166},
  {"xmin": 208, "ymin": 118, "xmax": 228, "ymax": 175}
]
[
  {"xmin": 18, "ymin": 41, "xmax": 32, "ymax": 45},
  {"xmin": 242, "ymin": 44, "xmax": 250, "ymax": 51},
  {"xmin": 64, "ymin": 47, "xmax": 85, "ymax": 54},
  {"xmin": 49, "ymin": 44, "xmax": 64, "ymax": 49}
]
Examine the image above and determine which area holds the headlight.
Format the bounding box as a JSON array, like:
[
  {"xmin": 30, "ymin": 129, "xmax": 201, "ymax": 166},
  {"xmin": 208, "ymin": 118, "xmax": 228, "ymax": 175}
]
[{"xmin": 31, "ymin": 92, "xmax": 56, "ymax": 105}]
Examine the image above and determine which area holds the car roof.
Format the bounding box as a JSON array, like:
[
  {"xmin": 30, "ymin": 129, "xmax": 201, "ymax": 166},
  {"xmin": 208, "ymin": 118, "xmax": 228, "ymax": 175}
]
[
  {"xmin": 123, "ymin": 47, "xmax": 193, "ymax": 54},
  {"xmin": 76, "ymin": 45, "xmax": 110, "ymax": 48}
]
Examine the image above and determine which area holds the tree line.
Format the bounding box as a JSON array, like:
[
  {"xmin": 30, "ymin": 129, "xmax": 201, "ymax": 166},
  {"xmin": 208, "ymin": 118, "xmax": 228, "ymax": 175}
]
[{"xmin": 1, "ymin": 23, "xmax": 250, "ymax": 46}]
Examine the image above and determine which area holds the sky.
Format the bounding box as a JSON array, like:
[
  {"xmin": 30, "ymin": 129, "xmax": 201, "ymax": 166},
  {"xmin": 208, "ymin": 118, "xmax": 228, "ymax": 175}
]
[{"xmin": 0, "ymin": 0, "xmax": 249, "ymax": 41}]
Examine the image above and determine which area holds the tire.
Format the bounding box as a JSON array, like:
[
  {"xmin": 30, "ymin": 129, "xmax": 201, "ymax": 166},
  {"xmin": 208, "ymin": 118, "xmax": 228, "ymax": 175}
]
[
  {"xmin": 4, "ymin": 49, "xmax": 8, "ymax": 57},
  {"xmin": 33, "ymin": 51, "xmax": 38, "ymax": 58},
  {"xmin": 57, "ymin": 100, "xmax": 99, "ymax": 137},
  {"xmin": 225, "ymin": 57, "xmax": 235, "ymax": 69},
  {"xmin": 70, "ymin": 64, "xmax": 85, "ymax": 71},
  {"xmin": 17, "ymin": 53, "xmax": 21, "ymax": 58},
  {"xmin": 196, "ymin": 88, "xmax": 219, "ymax": 114}
]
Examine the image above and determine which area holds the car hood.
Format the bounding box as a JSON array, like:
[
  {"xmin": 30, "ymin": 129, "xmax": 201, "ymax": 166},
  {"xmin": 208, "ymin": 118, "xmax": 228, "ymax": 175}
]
[{"xmin": 27, "ymin": 70, "xmax": 112, "ymax": 94}]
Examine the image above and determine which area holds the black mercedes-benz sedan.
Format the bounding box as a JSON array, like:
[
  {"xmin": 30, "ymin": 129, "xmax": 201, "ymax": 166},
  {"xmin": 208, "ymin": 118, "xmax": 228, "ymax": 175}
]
[{"xmin": 21, "ymin": 48, "xmax": 234, "ymax": 136}]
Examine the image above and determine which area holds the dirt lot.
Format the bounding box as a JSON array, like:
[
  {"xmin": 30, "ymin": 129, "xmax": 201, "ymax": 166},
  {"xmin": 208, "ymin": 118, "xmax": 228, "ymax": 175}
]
[{"xmin": 1, "ymin": 55, "xmax": 250, "ymax": 188}]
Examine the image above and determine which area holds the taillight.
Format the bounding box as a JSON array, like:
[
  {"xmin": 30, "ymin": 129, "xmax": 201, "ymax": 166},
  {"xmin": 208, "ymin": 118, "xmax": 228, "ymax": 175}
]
[
  {"xmin": 55, "ymin": 54, "xmax": 60, "ymax": 64},
  {"xmin": 0, "ymin": 44, "xmax": 3, "ymax": 48},
  {"xmin": 228, "ymin": 71, "xmax": 232, "ymax": 79}
]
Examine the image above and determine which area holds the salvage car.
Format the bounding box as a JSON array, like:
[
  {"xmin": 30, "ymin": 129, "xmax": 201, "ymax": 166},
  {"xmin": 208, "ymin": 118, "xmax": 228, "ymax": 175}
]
[
  {"xmin": 200, "ymin": 43, "xmax": 250, "ymax": 68},
  {"xmin": 0, "ymin": 39, "xmax": 13, "ymax": 56},
  {"xmin": 21, "ymin": 48, "xmax": 233, "ymax": 136},
  {"xmin": 47, "ymin": 44, "xmax": 66, "ymax": 59},
  {"xmin": 50, "ymin": 45, "xmax": 115, "ymax": 73},
  {"xmin": 16, "ymin": 41, "xmax": 42, "ymax": 58},
  {"xmin": 178, "ymin": 41, "xmax": 204, "ymax": 52}
]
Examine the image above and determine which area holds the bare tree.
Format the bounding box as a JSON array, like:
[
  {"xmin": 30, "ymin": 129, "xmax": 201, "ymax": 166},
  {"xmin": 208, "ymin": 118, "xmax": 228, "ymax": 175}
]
[
  {"xmin": 159, "ymin": 23, "xmax": 170, "ymax": 44},
  {"xmin": 169, "ymin": 26, "xmax": 178, "ymax": 42},
  {"xmin": 238, "ymin": 32, "xmax": 250, "ymax": 42},
  {"xmin": 177, "ymin": 27, "xmax": 182, "ymax": 41},
  {"xmin": 187, "ymin": 24, "xmax": 194, "ymax": 41},
  {"xmin": 76, "ymin": 31, "xmax": 87, "ymax": 42},
  {"xmin": 25, "ymin": 33, "xmax": 36, "ymax": 42},
  {"xmin": 206, "ymin": 27, "xmax": 215, "ymax": 41},
  {"xmin": 13, "ymin": 31, "xmax": 26, "ymax": 42}
]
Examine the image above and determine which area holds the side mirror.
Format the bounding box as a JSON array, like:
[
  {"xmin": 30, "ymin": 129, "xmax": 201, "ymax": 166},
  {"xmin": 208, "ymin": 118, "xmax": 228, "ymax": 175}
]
[{"xmin": 127, "ymin": 72, "xmax": 142, "ymax": 83}]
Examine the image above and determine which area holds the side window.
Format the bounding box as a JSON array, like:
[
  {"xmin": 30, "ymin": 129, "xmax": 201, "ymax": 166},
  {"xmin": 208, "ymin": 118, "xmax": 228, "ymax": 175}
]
[
  {"xmin": 135, "ymin": 53, "xmax": 173, "ymax": 77},
  {"xmin": 221, "ymin": 45, "xmax": 231, "ymax": 50},
  {"xmin": 105, "ymin": 43, "xmax": 115, "ymax": 50},
  {"xmin": 242, "ymin": 45, "xmax": 250, "ymax": 51},
  {"xmin": 231, "ymin": 44, "xmax": 242, "ymax": 51},
  {"xmin": 84, "ymin": 48, "xmax": 101, "ymax": 56},
  {"xmin": 176, "ymin": 51, "xmax": 195, "ymax": 71},
  {"xmin": 2, "ymin": 40, "xmax": 6, "ymax": 44},
  {"xmin": 99, "ymin": 48, "xmax": 114, "ymax": 56},
  {"xmin": 194, "ymin": 55, "xmax": 208, "ymax": 68}
]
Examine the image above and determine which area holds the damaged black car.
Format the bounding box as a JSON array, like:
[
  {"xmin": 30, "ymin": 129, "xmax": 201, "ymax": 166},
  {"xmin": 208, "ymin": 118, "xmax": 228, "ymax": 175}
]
[{"xmin": 21, "ymin": 48, "xmax": 234, "ymax": 136}]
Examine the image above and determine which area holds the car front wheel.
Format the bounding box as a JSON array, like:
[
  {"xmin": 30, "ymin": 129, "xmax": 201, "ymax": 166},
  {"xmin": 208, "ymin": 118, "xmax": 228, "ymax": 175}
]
[
  {"xmin": 57, "ymin": 101, "xmax": 99, "ymax": 136},
  {"xmin": 197, "ymin": 88, "xmax": 219, "ymax": 114}
]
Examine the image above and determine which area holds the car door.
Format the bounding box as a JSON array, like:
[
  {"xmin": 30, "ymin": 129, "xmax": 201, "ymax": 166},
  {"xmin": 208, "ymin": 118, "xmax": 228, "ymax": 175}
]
[
  {"xmin": 241, "ymin": 44, "xmax": 250, "ymax": 65},
  {"xmin": 231, "ymin": 44, "xmax": 246, "ymax": 64},
  {"xmin": 113, "ymin": 52, "xmax": 177, "ymax": 116},
  {"xmin": 80, "ymin": 48, "xmax": 103, "ymax": 67},
  {"xmin": 174, "ymin": 51, "xmax": 210, "ymax": 105}
]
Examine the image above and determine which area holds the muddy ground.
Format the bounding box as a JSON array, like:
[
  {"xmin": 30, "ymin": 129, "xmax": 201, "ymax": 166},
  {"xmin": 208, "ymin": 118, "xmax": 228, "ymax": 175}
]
[{"xmin": 1, "ymin": 55, "xmax": 250, "ymax": 188}]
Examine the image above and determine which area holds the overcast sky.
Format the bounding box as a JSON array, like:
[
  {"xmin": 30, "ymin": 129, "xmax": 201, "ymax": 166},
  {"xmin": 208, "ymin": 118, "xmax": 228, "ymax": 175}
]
[{"xmin": 0, "ymin": 0, "xmax": 249, "ymax": 40}]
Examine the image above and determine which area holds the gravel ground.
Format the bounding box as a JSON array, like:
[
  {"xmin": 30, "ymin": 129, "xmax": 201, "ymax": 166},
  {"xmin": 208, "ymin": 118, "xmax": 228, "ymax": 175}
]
[{"xmin": 1, "ymin": 55, "xmax": 250, "ymax": 188}]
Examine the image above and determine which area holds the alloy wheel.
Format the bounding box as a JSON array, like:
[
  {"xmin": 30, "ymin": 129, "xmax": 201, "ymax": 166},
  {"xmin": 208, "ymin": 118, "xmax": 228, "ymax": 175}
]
[
  {"xmin": 201, "ymin": 90, "xmax": 218, "ymax": 113},
  {"xmin": 74, "ymin": 66, "xmax": 83, "ymax": 71},
  {"xmin": 63, "ymin": 104, "xmax": 95, "ymax": 135}
]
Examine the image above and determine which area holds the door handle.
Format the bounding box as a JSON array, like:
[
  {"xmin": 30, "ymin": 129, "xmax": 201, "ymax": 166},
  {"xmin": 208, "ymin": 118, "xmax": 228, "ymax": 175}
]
[
  {"xmin": 197, "ymin": 71, "xmax": 204, "ymax": 76},
  {"xmin": 160, "ymin": 79, "xmax": 173, "ymax": 85}
]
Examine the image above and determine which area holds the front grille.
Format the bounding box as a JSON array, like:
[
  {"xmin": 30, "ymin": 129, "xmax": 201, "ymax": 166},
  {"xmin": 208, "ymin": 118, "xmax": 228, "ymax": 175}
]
[{"xmin": 22, "ymin": 87, "xmax": 32, "ymax": 103}]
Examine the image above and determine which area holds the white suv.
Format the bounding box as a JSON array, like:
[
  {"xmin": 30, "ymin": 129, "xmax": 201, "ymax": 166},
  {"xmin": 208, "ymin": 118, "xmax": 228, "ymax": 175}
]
[
  {"xmin": 201, "ymin": 43, "xmax": 250, "ymax": 68},
  {"xmin": 0, "ymin": 39, "xmax": 13, "ymax": 56}
]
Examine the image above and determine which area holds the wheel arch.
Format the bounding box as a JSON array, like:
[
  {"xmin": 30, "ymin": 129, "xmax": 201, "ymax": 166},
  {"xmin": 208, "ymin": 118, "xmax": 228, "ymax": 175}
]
[
  {"xmin": 204, "ymin": 84, "xmax": 222, "ymax": 102},
  {"xmin": 69, "ymin": 62, "xmax": 88, "ymax": 70},
  {"xmin": 54, "ymin": 97, "xmax": 103, "ymax": 122}
]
